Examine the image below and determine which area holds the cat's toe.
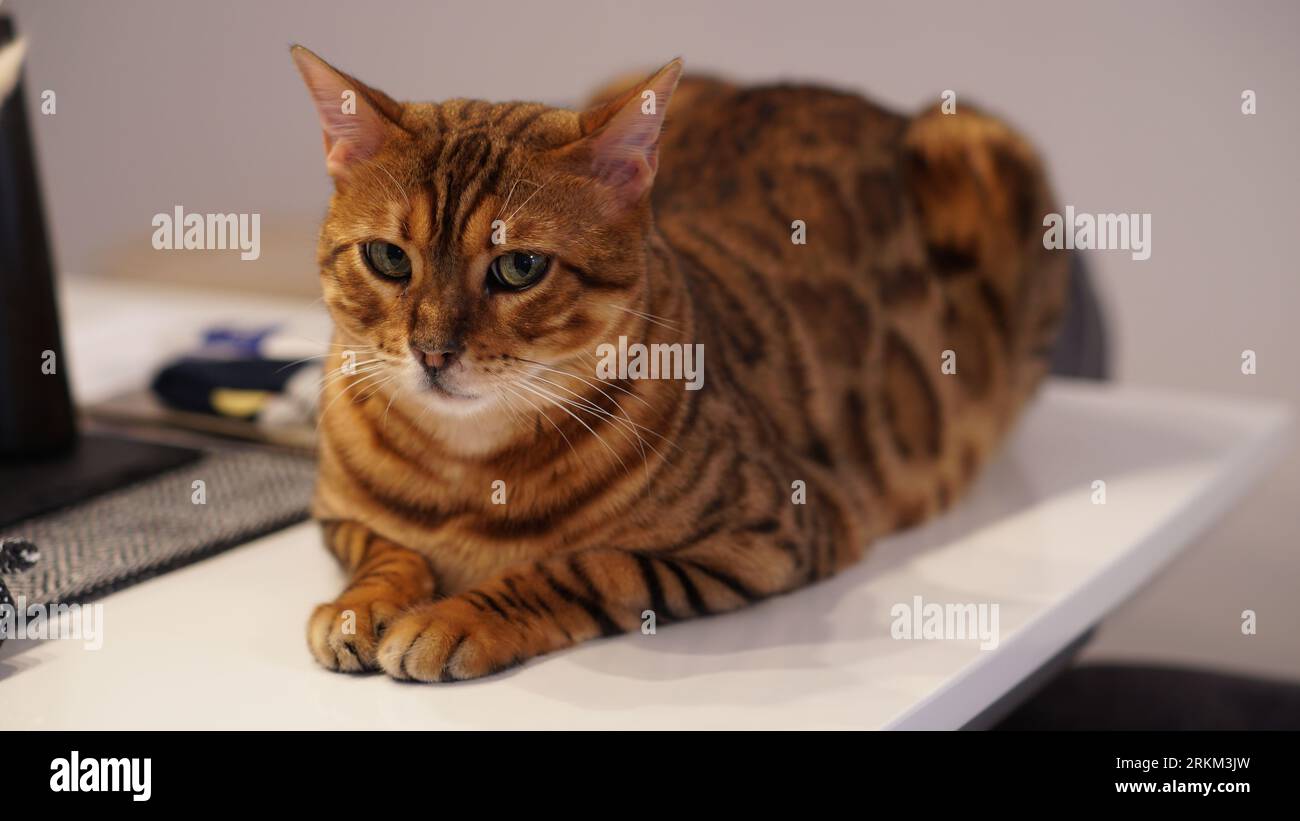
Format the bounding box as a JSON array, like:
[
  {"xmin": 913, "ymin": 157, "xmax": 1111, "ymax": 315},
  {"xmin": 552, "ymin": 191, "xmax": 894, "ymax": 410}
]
[
  {"xmin": 377, "ymin": 598, "xmax": 521, "ymax": 683},
  {"xmin": 307, "ymin": 598, "xmax": 402, "ymax": 673}
]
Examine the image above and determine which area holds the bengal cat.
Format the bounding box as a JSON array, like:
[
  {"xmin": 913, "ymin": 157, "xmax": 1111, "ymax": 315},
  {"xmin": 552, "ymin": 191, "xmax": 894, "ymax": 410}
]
[{"xmin": 291, "ymin": 46, "xmax": 1068, "ymax": 682}]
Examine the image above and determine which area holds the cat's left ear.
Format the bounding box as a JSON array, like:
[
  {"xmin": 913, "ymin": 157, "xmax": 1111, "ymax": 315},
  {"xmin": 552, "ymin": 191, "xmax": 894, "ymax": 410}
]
[
  {"xmin": 576, "ymin": 58, "xmax": 683, "ymax": 206},
  {"xmin": 290, "ymin": 45, "xmax": 404, "ymax": 180}
]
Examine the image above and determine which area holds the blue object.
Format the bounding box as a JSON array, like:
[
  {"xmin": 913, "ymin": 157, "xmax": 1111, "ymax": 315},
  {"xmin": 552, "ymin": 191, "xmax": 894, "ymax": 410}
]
[{"xmin": 199, "ymin": 325, "xmax": 280, "ymax": 358}]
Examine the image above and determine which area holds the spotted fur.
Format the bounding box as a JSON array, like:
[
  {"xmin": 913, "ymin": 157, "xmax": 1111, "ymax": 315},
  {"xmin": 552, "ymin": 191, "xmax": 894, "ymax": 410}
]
[{"xmin": 293, "ymin": 47, "xmax": 1068, "ymax": 681}]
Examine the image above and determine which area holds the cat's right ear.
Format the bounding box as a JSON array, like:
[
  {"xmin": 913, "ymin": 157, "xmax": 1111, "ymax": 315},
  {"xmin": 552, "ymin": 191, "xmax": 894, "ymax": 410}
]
[{"xmin": 290, "ymin": 45, "xmax": 402, "ymax": 179}]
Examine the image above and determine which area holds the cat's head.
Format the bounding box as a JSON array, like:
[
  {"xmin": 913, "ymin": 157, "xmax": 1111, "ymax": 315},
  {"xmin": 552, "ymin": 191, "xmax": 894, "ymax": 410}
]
[{"xmin": 291, "ymin": 46, "xmax": 681, "ymax": 419}]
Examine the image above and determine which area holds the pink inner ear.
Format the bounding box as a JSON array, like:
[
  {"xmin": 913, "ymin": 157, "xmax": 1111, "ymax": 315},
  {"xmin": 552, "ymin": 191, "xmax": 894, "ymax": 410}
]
[
  {"xmin": 587, "ymin": 60, "xmax": 682, "ymax": 202},
  {"xmin": 592, "ymin": 137, "xmax": 657, "ymax": 190},
  {"xmin": 292, "ymin": 48, "xmax": 391, "ymax": 178},
  {"xmin": 320, "ymin": 105, "xmax": 384, "ymax": 177}
]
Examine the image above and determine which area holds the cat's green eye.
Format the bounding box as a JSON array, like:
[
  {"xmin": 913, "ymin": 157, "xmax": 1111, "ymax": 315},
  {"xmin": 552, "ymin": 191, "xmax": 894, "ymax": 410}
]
[
  {"xmin": 363, "ymin": 241, "xmax": 412, "ymax": 278},
  {"xmin": 489, "ymin": 252, "xmax": 551, "ymax": 291}
]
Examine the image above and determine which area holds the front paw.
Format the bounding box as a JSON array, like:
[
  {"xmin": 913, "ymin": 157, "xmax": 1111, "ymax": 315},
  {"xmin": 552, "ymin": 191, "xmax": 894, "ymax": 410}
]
[
  {"xmin": 376, "ymin": 597, "xmax": 525, "ymax": 682},
  {"xmin": 307, "ymin": 593, "xmax": 407, "ymax": 673}
]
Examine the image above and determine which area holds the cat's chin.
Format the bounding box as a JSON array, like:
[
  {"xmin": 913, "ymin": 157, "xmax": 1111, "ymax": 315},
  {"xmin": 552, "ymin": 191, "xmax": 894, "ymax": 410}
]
[
  {"xmin": 390, "ymin": 366, "xmax": 491, "ymax": 418},
  {"xmin": 400, "ymin": 390, "xmax": 523, "ymax": 457},
  {"xmin": 410, "ymin": 386, "xmax": 493, "ymax": 418},
  {"xmin": 426, "ymin": 380, "xmax": 481, "ymax": 405}
]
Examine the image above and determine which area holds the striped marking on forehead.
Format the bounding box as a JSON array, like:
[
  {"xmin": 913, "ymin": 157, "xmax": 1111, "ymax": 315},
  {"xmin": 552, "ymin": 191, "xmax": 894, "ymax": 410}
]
[
  {"xmin": 429, "ymin": 120, "xmax": 552, "ymax": 256},
  {"xmin": 458, "ymin": 192, "xmax": 504, "ymax": 257},
  {"xmin": 435, "ymin": 130, "xmax": 496, "ymax": 257},
  {"xmin": 400, "ymin": 184, "xmax": 436, "ymax": 247},
  {"xmin": 388, "ymin": 103, "xmax": 576, "ymax": 256}
]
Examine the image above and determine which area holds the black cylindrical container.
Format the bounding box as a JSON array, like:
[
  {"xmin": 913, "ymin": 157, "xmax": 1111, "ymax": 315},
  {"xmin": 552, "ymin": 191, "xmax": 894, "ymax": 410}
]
[{"xmin": 0, "ymin": 14, "xmax": 76, "ymax": 457}]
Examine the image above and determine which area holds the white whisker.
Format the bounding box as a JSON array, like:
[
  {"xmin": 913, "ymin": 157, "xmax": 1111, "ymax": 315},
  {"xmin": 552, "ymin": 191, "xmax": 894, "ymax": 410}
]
[
  {"xmin": 515, "ymin": 380, "xmax": 629, "ymax": 475},
  {"xmin": 523, "ymin": 375, "xmax": 657, "ymax": 481},
  {"xmin": 504, "ymin": 173, "xmax": 558, "ymax": 224},
  {"xmin": 608, "ymin": 303, "xmax": 682, "ymax": 332},
  {"xmin": 502, "ymin": 383, "xmax": 578, "ymax": 460}
]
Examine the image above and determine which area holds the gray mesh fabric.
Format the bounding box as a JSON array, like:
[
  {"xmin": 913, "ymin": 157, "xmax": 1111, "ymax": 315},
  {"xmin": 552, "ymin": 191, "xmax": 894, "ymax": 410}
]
[{"xmin": 0, "ymin": 447, "xmax": 315, "ymax": 606}]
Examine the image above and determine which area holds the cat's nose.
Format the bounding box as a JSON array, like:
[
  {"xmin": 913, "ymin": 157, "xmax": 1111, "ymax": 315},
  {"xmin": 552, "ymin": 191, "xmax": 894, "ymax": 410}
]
[{"xmin": 412, "ymin": 340, "xmax": 462, "ymax": 372}]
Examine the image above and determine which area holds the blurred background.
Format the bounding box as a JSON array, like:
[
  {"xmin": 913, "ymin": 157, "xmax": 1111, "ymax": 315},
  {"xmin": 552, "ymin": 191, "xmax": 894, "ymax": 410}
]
[{"xmin": 8, "ymin": 0, "xmax": 1298, "ymax": 678}]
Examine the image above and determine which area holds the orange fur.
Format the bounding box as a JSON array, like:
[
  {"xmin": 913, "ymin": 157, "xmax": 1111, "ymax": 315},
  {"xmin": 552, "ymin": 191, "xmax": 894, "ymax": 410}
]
[{"xmin": 291, "ymin": 47, "xmax": 1068, "ymax": 681}]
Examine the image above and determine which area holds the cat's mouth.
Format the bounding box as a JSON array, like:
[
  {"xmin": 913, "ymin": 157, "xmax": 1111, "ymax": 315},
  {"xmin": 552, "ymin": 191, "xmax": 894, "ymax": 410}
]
[
  {"xmin": 426, "ymin": 379, "xmax": 476, "ymax": 401},
  {"xmin": 418, "ymin": 366, "xmax": 478, "ymax": 401}
]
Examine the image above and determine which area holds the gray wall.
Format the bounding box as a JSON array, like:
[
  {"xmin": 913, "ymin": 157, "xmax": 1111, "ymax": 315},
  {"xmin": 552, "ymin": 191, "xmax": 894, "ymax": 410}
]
[{"xmin": 10, "ymin": 0, "xmax": 1299, "ymax": 677}]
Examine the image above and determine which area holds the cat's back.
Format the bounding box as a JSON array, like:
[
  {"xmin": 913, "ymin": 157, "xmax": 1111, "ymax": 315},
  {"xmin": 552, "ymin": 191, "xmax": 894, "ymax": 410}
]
[
  {"xmin": 637, "ymin": 72, "xmax": 1069, "ymax": 532},
  {"xmin": 651, "ymin": 76, "xmax": 908, "ymax": 226}
]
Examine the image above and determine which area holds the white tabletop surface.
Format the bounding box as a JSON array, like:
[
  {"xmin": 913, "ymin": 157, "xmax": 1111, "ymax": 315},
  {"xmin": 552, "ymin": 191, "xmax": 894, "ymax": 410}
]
[{"xmin": 0, "ymin": 277, "xmax": 1290, "ymax": 729}]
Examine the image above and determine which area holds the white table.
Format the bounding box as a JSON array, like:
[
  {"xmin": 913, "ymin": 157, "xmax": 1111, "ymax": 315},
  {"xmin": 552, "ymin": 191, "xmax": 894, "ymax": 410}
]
[{"xmin": 0, "ymin": 278, "xmax": 1290, "ymax": 729}]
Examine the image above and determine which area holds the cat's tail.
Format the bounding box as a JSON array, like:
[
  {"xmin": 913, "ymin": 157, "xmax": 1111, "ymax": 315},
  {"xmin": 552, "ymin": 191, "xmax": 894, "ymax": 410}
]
[{"xmin": 901, "ymin": 103, "xmax": 1071, "ymax": 402}]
